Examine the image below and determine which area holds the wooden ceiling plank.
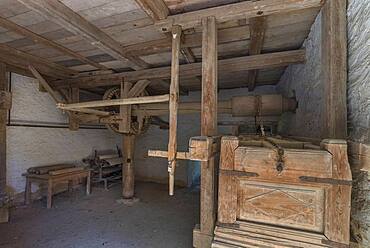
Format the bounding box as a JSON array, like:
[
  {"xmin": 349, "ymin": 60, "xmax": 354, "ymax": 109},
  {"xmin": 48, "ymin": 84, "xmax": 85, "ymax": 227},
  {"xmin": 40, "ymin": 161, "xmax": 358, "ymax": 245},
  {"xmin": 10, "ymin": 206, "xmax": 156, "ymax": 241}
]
[
  {"xmin": 51, "ymin": 49, "xmax": 305, "ymax": 89},
  {"xmin": 156, "ymin": 0, "xmax": 324, "ymax": 32},
  {"xmin": 0, "ymin": 43, "xmax": 77, "ymax": 78},
  {"xmin": 135, "ymin": 0, "xmax": 169, "ymax": 21},
  {"xmin": 247, "ymin": 16, "xmax": 267, "ymax": 91},
  {"xmin": 0, "ymin": 16, "xmax": 108, "ymax": 70},
  {"xmin": 17, "ymin": 0, "xmax": 149, "ymax": 70}
]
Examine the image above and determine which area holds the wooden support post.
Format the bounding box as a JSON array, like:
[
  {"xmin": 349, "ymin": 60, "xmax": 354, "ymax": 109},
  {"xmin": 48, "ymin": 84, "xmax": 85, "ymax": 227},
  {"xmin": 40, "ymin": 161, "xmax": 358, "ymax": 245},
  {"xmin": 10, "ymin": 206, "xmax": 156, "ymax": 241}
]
[
  {"xmin": 321, "ymin": 140, "xmax": 352, "ymax": 245},
  {"xmin": 122, "ymin": 135, "xmax": 135, "ymax": 199},
  {"xmin": 247, "ymin": 17, "xmax": 266, "ymax": 91},
  {"xmin": 0, "ymin": 63, "xmax": 8, "ymax": 194},
  {"xmin": 196, "ymin": 16, "xmax": 218, "ymax": 247},
  {"xmin": 69, "ymin": 87, "xmax": 79, "ymax": 131},
  {"xmin": 120, "ymin": 80, "xmax": 133, "ymax": 133},
  {"xmin": 321, "ymin": 0, "xmax": 347, "ymax": 139},
  {"xmin": 168, "ymin": 25, "xmax": 181, "ymax": 196}
]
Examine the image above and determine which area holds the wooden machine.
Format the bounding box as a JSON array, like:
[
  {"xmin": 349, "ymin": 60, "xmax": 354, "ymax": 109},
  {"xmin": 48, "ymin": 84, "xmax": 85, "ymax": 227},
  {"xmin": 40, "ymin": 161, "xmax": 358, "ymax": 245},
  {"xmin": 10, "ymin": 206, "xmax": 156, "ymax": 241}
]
[
  {"xmin": 214, "ymin": 136, "xmax": 352, "ymax": 247},
  {"xmin": 83, "ymin": 149, "xmax": 123, "ymax": 190}
]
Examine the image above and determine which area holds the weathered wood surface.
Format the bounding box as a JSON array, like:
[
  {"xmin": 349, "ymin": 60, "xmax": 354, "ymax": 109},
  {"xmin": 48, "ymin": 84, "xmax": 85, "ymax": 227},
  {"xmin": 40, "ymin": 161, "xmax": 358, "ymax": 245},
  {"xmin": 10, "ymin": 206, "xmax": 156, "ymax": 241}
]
[
  {"xmin": 247, "ymin": 17, "xmax": 266, "ymax": 91},
  {"xmin": 135, "ymin": 0, "xmax": 169, "ymax": 21},
  {"xmin": 119, "ymin": 81, "xmax": 132, "ymax": 133},
  {"xmin": 321, "ymin": 0, "xmax": 347, "ymax": 139},
  {"xmin": 212, "ymin": 221, "xmax": 331, "ymax": 248},
  {"xmin": 156, "ymin": 0, "xmax": 324, "ymax": 32},
  {"xmin": 0, "ymin": 16, "xmax": 107, "ymax": 70},
  {"xmin": 18, "ymin": 0, "xmax": 148, "ymax": 70},
  {"xmin": 68, "ymin": 87, "xmax": 80, "ymax": 131},
  {"xmin": 122, "ymin": 135, "xmax": 135, "ymax": 199},
  {"xmin": 198, "ymin": 16, "xmax": 218, "ymax": 247},
  {"xmin": 57, "ymin": 94, "xmax": 170, "ymax": 110},
  {"xmin": 0, "ymin": 63, "xmax": 7, "ymax": 194},
  {"xmin": 51, "ymin": 50, "xmax": 306, "ymax": 89},
  {"xmin": 216, "ymin": 136, "xmax": 352, "ymax": 247},
  {"xmin": 167, "ymin": 25, "xmax": 181, "ymax": 196},
  {"xmin": 348, "ymin": 141, "xmax": 370, "ymax": 172},
  {"xmin": 321, "ymin": 139, "xmax": 352, "ymax": 245}
]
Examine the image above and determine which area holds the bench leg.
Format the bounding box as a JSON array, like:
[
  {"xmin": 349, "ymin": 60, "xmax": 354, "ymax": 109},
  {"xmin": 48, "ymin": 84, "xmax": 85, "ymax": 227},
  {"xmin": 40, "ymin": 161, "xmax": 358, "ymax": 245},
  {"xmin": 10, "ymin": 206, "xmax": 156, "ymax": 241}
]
[
  {"xmin": 47, "ymin": 179, "xmax": 52, "ymax": 209},
  {"xmin": 86, "ymin": 171, "xmax": 91, "ymax": 195},
  {"xmin": 25, "ymin": 178, "xmax": 31, "ymax": 205}
]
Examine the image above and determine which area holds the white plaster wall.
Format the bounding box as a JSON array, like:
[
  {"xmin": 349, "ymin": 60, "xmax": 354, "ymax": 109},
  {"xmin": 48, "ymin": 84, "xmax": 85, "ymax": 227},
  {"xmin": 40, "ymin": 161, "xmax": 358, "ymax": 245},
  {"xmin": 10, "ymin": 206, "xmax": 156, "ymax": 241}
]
[
  {"xmin": 347, "ymin": 1, "xmax": 370, "ymax": 247},
  {"xmin": 6, "ymin": 74, "xmax": 121, "ymax": 194},
  {"xmin": 347, "ymin": 0, "xmax": 370, "ymax": 144},
  {"xmin": 135, "ymin": 86, "xmax": 277, "ymax": 186},
  {"xmin": 276, "ymin": 12, "xmax": 323, "ymax": 138}
]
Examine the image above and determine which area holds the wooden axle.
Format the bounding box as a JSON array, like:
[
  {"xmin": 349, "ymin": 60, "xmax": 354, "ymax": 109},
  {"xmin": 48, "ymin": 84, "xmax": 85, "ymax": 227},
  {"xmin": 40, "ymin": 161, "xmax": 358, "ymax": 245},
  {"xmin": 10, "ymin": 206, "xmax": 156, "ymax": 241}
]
[{"xmin": 97, "ymin": 95, "xmax": 296, "ymax": 120}]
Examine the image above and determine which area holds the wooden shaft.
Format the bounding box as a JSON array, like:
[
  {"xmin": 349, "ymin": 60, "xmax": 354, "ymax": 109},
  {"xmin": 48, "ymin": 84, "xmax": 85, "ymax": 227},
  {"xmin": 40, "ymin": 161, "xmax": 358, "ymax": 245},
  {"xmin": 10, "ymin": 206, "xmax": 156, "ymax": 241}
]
[
  {"xmin": 122, "ymin": 135, "xmax": 135, "ymax": 199},
  {"xmin": 200, "ymin": 16, "xmax": 218, "ymax": 239},
  {"xmin": 57, "ymin": 94, "xmax": 170, "ymax": 110},
  {"xmin": 136, "ymin": 95, "xmax": 297, "ymax": 116},
  {"xmin": 168, "ymin": 25, "xmax": 181, "ymax": 196}
]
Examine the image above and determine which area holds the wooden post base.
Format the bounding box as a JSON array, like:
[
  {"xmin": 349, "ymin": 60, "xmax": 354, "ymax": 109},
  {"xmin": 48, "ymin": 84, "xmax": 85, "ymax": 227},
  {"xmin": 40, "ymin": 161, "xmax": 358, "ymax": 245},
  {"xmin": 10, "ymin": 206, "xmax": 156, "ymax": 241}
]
[
  {"xmin": 122, "ymin": 134, "xmax": 136, "ymax": 199},
  {"xmin": 0, "ymin": 207, "xmax": 9, "ymax": 223},
  {"xmin": 193, "ymin": 225, "xmax": 213, "ymax": 248}
]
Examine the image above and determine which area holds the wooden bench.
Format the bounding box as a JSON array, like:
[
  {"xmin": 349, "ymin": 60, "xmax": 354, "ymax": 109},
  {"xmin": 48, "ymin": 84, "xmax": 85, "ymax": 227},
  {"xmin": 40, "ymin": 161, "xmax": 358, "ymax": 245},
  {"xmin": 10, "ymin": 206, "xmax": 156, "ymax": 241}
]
[{"xmin": 24, "ymin": 169, "xmax": 91, "ymax": 209}]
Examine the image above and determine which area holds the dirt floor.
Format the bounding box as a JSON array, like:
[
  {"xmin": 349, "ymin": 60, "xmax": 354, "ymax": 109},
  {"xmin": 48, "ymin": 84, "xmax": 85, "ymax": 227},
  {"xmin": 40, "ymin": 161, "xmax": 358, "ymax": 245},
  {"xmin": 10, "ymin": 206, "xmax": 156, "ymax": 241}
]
[{"xmin": 0, "ymin": 182, "xmax": 199, "ymax": 248}]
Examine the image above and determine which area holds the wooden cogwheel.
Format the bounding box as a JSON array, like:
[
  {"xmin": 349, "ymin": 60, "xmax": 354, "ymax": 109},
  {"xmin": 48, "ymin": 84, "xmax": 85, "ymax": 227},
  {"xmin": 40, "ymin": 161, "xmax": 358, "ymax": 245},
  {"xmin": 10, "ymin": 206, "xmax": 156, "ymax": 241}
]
[{"xmin": 103, "ymin": 87, "xmax": 151, "ymax": 135}]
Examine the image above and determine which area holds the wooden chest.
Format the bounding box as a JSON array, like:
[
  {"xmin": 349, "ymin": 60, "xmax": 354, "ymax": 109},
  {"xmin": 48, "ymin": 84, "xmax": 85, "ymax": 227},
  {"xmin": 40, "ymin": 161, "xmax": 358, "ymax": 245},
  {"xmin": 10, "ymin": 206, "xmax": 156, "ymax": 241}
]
[{"xmin": 215, "ymin": 136, "xmax": 352, "ymax": 247}]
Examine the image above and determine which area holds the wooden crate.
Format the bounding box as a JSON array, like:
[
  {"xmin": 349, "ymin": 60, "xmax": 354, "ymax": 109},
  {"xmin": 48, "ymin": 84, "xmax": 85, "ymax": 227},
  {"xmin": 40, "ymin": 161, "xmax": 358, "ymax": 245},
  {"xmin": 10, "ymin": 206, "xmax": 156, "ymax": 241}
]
[{"xmin": 215, "ymin": 136, "xmax": 352, "ymax": 247}]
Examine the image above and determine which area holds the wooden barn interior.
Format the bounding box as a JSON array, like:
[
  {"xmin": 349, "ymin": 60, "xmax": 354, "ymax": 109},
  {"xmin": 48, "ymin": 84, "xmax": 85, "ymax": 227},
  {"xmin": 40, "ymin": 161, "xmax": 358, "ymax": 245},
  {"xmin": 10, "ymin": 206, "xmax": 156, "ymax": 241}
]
[{"xmin": 0, "ymin": 0, "xmax": 369, "ymax": 247}]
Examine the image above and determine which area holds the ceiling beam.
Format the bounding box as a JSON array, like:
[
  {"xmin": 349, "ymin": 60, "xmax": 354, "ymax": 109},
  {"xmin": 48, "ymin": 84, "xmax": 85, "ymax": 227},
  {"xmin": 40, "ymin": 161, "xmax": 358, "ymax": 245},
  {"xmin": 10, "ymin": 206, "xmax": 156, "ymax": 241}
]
[
  {"xmin": 135, "ymin": 0, "xmax": 169, "ymax": 21},
  {"xmin": 0, "ymin": 43, "xmax": 77, "ymax": 79},
  {"xmin": 17, "ymin": 0, "xmax": 149, "ymax": 70},
  {"xmin": 0, "ymin": 16, "xmax": 108, "ymax": 71},
  {"xmin": 156, "ymin": 0, "xmax": 324, "ymax": 32},
  {"xmin": 51, "ymin": 49, "xmax": 305, "ymax": 89},
  {"xmin": 247, "ymin": 17, "xmax": 267, "ymax": 91}
]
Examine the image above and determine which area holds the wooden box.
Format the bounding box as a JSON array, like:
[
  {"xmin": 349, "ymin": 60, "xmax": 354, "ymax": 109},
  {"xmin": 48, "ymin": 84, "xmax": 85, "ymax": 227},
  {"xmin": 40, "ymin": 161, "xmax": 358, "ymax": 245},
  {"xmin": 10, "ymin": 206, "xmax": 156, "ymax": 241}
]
[{"xmin": 215, "ymin": 136, "xmax": 352, "ymax": 247}]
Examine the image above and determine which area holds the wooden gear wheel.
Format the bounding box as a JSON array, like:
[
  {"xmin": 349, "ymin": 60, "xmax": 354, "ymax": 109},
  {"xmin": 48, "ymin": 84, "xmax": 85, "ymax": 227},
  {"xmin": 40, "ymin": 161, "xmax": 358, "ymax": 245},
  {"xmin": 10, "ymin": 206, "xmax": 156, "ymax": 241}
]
[{"xmin": 103, "ymin": 87, "xmax": 151, "ymax": 135}]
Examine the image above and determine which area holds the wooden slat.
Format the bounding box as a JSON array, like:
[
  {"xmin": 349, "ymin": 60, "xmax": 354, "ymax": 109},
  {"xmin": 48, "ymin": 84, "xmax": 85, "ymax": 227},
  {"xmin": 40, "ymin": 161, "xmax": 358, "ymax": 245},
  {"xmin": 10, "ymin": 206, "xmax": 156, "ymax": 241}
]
[
  {"xmin": 0, "ymin": 16, "xmax": 107, "ymax": 70},
  {"xmin": 247, "ymin": 17, "xmax": 266, "ymax": 91},
  {"xmin": 167, "ymin": 25, "xmax": 181, "ymax": 196},
  {"xmin": 156, "ymin": 0, "xmax": 324, "ymax": 32},
  {"xmin": 321, "ymin": 0, "xmax": 347, "ymax": 139},
  {"xmin": 135, "ymin": 0, "xmax": 169, "ymax": 21},
  {"xmin": 17, "ymin": 0, "xmax": 149, "ymax": 70},
  {"xmin": 52, "ymin": 49, "xmax": 306, "ymax": 89},
  {"xmin": 58, "ymin": 94, "xmax": 170, "ymax": 110}
]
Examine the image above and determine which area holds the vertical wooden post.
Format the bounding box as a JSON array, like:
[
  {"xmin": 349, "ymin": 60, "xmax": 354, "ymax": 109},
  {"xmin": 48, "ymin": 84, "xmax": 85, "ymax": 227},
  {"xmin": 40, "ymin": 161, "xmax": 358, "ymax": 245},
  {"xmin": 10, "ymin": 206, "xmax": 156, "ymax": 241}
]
[
  {"xmin": 200, "ymin": 16, "xmax": 218, "ymax": 245},
  {"xmin": 122, "ymin": 134, "xmax": 135, "ymax": 199},
  {"xmin": 120, "ymin": 80, "xmax": 132, "ymax": 134},
  {"xmin": 0, "ymin": 63, "xmax": 8, "ymax": 194},
  {"xmin": 321, "ymin": 0, "xmax": 347, "ymax": 139},
  {"xmin": 69, "ymin": 87, "xmax": 79, "ymax": 131},
  {"xmin": 168, "ymin": 25, "xmax": 181, "ymax": 196},
  {"xmin": 321, "ymin": 139, "xmax": 352, "ymax": 245}
]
